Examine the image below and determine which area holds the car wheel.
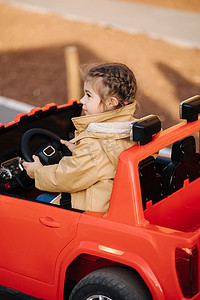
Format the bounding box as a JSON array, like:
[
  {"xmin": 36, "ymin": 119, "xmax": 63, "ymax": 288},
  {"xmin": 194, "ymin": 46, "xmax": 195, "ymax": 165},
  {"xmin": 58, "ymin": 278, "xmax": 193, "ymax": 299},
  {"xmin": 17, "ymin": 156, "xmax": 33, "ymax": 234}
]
[{"xmin": 69, "ymin": 267, "xmax": 152, "ymax": 300}]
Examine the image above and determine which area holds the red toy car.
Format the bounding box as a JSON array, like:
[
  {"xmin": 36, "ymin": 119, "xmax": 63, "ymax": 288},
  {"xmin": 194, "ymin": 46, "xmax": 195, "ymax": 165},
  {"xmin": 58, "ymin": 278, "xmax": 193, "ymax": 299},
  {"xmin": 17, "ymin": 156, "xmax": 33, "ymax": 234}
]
[{"xmin": 0, "ymin": 96, "xmax": 200, "ymax": 300}]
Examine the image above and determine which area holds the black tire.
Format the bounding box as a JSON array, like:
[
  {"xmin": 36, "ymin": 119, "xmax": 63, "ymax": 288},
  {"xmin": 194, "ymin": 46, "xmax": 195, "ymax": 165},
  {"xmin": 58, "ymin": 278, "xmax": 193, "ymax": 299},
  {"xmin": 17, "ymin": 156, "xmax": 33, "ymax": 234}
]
[{"xmin": 68, "ymin": 267, "xmax": 152, "ymax": 300}]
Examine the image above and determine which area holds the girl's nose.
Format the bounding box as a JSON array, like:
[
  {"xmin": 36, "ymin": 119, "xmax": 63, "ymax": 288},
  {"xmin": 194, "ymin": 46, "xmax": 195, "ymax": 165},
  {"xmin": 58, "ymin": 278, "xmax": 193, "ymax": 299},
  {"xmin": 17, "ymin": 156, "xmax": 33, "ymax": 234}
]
[{"xmin": 80, "ymin": 97, "xmax": 85, "ymax": 104}]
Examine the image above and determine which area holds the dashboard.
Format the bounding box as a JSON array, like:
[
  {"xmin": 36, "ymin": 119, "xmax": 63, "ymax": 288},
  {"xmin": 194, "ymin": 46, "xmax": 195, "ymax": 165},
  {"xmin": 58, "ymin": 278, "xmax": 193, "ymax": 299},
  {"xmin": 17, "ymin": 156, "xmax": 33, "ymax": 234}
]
[
  {"xmin": 0, "ymin": 157, "xmax": 24, "ymax": 180},
  {"xmin": 0, "ymin": 156, "xmax": 33, "ymax": 194}
]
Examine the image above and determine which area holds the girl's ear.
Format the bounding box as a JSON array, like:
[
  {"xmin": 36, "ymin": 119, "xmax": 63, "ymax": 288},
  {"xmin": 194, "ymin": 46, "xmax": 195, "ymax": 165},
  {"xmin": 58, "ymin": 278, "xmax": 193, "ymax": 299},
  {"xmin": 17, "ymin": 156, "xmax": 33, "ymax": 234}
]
[{"xmin": 107, "ymin": 96, "xmax": 119, "ymax": 109}]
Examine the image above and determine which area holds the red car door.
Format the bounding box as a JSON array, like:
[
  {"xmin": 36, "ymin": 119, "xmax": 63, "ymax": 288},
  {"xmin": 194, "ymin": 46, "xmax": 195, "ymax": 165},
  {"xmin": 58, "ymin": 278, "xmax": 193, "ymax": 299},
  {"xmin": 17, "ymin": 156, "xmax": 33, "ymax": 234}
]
[{"xmin": 0, "ymin": 194, "xmax": 80, "ymax": 284}]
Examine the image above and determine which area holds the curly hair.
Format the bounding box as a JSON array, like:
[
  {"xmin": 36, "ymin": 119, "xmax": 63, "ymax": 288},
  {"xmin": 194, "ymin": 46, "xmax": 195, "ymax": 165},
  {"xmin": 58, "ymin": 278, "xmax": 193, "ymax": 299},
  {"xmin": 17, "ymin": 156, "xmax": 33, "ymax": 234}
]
[{"xmin": 81, "ymin": 63, "xmax": 137, "ymax": 109}]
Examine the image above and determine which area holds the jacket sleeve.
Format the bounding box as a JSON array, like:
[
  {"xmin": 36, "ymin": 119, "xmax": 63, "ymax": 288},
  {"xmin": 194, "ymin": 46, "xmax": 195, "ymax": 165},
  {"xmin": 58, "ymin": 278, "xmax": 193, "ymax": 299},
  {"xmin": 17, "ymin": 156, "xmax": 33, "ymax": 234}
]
[{"xmin": 34, "ymin": 138, "xmax": 99, "ymax": 193}]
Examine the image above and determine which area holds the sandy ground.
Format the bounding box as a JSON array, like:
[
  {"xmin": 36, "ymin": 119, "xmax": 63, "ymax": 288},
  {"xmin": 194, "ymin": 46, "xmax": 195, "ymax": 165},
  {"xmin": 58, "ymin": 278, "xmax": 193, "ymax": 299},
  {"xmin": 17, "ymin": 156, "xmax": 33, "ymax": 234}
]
[{"xmin": 0, "ymin": 1, "xmax": 200, "ymax": 129}]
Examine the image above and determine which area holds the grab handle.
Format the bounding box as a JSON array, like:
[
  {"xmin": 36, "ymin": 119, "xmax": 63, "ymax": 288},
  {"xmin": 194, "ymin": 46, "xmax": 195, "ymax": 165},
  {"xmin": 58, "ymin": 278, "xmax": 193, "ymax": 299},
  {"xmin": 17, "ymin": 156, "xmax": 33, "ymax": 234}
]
[{"xmin": 39, "ymin": 216, "xmax": 60, "ymax": 228}]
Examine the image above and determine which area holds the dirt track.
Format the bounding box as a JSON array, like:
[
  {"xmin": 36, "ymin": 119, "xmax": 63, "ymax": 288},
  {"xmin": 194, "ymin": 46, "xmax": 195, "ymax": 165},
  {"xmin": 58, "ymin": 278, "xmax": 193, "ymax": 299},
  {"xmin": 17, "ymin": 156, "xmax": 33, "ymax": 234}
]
[{"xmin": 0, "ymin": 2, "xmax": 200, "ymax": 129}]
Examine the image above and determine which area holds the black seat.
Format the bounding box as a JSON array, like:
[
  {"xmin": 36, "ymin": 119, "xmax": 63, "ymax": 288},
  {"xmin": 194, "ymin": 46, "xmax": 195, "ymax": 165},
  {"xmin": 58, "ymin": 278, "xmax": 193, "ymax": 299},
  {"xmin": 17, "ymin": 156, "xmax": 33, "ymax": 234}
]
[
  {"xmin": 162, "ymin": 136, "xmax": 200, "ymax": 195},
  {"xmin": 139, "ymin": 156, "xmax": 168, "ymax": 210},
  {"xmin": 156, "ymin": 156, "xmax": 171, "ymax": 174}
]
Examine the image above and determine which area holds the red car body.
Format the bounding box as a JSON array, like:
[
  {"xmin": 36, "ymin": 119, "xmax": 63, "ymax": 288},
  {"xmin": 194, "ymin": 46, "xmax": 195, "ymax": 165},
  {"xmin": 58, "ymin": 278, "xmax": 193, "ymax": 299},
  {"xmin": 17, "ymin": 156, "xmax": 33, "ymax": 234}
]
[{"xmin": 0, "ymin": 98, "xmax": 200, "ymax": 299}]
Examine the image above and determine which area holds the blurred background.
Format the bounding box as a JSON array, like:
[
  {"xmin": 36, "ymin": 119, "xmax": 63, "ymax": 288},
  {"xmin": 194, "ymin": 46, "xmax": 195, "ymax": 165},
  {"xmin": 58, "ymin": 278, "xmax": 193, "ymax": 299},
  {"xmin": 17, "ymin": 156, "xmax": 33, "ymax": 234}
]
[{"xmin": 0, "ymin": 0, "xmax": 200, "ymax": 129}]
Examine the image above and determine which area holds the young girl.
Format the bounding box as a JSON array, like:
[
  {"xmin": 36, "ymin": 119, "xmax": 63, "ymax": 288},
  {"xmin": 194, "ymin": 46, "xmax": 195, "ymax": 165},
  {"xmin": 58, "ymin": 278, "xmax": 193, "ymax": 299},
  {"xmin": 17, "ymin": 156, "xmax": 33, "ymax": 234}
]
[{"xmin": 23, "ymin": 62, "xmax": 138, "ymax": 212}]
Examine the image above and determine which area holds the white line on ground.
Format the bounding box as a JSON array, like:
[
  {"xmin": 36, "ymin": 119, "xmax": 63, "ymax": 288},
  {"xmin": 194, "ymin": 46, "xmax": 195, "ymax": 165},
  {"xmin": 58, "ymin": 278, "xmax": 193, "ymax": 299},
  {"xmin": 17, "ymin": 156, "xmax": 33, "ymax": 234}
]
[{"xmin": 0, "ymin": 96, "xmax": 34, "ymax": 112}]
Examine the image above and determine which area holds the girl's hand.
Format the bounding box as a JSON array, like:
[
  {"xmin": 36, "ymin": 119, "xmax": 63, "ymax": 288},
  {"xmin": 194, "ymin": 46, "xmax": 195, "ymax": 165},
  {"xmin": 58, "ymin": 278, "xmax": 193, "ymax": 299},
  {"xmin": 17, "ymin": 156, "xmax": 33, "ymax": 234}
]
[
  {"xmin": 22, "ymin": 155, "xmax": 43, "ymax": 179},
  {"xmin": 60, "ymin": 139, "xmax": 75, "ymax": 152}
]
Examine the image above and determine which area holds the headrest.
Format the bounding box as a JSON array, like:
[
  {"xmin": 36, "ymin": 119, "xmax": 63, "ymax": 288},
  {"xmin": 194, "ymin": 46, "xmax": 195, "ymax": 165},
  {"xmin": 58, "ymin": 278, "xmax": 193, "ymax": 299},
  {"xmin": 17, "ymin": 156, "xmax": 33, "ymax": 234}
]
[
  {"xmin": 171, "ymin": 136, "xmax": 196, "ymax": 163},
  {"xmin": 139, "ymin": 156, "xmax": 157, "ymax": 183}
]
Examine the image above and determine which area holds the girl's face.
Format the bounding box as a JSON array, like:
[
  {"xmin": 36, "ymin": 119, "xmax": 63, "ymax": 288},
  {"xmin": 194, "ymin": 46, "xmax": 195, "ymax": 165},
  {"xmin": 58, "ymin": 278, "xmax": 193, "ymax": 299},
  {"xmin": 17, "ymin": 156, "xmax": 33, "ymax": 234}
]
[{"xmin": 80, "ymin": 81, "xmax": 104, "ymax": 116}]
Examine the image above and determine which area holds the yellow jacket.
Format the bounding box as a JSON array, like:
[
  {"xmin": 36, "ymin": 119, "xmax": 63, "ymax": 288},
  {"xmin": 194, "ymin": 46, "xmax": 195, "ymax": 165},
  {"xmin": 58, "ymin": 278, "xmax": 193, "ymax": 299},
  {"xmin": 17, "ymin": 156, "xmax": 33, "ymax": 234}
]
[{"xmin": 34, "ymin": 103, "xmax": 136, "ymax": 212}]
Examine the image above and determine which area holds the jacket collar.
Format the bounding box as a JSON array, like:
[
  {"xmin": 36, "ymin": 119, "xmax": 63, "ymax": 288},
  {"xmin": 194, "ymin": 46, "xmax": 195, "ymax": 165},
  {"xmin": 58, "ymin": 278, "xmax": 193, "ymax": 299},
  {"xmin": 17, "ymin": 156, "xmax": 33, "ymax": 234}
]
[{"xmin": 71, "ymin": 102, "xmax": 136, "ymax": 133}]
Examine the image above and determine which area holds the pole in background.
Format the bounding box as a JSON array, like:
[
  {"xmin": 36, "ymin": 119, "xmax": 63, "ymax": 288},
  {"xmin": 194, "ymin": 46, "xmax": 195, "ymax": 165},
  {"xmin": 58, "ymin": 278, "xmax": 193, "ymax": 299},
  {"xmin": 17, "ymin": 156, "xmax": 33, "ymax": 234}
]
[{"xmin": 64, "ymin": 46, "xmax": 81, "ymax": 102}]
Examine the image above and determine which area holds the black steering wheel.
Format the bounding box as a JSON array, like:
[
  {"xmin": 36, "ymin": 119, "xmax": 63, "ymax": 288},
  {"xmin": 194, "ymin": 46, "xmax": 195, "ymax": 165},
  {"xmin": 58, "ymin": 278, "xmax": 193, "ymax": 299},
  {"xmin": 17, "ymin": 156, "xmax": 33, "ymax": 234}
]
[{"xmin": 21, "ymin": 128, "xmax": 72, "ymax": 165}]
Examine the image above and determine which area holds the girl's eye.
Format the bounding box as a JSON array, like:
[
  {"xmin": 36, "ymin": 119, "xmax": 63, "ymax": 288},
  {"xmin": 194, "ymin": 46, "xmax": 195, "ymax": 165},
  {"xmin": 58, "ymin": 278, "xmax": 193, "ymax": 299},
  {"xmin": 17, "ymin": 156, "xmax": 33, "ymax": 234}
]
[{"xmin": 86, "ymin": 93, "xmax": 91, "ymax": 98}]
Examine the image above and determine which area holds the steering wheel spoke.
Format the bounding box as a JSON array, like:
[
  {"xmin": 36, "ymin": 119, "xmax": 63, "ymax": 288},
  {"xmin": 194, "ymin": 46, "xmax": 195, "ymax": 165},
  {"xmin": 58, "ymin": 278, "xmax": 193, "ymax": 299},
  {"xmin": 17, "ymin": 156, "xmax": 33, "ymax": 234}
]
[{"xmin": 21, "ymin": 128, "xmax": 72, "ymax": 165}]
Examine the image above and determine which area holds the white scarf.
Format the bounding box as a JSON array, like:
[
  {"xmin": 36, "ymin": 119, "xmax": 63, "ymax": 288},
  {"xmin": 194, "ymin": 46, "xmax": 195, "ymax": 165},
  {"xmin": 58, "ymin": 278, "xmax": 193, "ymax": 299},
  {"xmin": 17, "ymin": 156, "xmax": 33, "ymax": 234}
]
[{"xmin": 86, "ymin": 121, "xmax": 136, "ymax": 134}]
